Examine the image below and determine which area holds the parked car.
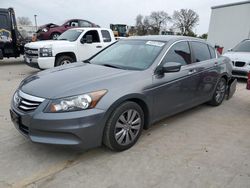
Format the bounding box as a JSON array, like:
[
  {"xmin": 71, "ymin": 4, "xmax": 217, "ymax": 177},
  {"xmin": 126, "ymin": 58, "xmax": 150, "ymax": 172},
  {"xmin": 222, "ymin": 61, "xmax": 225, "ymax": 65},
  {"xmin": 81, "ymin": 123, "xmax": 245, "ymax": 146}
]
[
  {"xmin": 24, "ymin": 28, "xmax": 115, "ymax": 69},
  {"xmin": 36, "ymin": 19, "xmax": 99, "ymax": 40},
  {"xmin": 223, "ymin": 39, "xmax": 250, "ymax": 79},
  {"xmin": 10, "ymin": 36, "xmax": 236, "ymax": 151}
]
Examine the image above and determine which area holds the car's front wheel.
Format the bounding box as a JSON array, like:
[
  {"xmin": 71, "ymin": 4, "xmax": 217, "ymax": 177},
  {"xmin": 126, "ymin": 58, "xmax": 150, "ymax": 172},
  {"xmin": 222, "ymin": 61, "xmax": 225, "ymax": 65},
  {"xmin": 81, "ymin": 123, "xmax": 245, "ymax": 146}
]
[
  {"xmin": 55, "ymin": 55, "xmax": 74, "ymax": 67},
  {"xmin": 103, "ymin": 101, "xmax": 144, "ymax": 151},
  {"xmin": 51, "ymin": 32, "xmax": 60, "ymax": 40},
  {"xmin": 209, "ymin": 77, "xmax": 227, "ymax": 106}
]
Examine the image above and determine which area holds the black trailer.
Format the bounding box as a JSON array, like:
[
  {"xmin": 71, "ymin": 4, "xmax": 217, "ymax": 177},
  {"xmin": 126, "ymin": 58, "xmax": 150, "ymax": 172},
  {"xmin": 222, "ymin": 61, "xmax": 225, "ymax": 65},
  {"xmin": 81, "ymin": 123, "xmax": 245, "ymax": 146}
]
[{"xmin": 0, "ymin": 8, "xmax": 25, "ymax": 59}]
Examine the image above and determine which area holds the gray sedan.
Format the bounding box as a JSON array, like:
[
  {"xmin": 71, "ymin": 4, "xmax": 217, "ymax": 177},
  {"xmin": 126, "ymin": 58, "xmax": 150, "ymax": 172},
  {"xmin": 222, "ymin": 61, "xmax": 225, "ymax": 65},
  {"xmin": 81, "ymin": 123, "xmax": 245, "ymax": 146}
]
[{"xmin": 10, "ymin": 36, "xmax": 236, "ymax": 151}]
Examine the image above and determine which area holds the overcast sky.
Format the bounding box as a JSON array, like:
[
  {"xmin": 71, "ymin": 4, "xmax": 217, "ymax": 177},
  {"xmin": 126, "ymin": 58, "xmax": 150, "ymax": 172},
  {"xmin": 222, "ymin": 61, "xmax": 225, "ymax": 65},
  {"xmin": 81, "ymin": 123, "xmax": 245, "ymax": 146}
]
[{"xmin": 1, "ymin": 0, "xmax": 239, "ymax": 34}]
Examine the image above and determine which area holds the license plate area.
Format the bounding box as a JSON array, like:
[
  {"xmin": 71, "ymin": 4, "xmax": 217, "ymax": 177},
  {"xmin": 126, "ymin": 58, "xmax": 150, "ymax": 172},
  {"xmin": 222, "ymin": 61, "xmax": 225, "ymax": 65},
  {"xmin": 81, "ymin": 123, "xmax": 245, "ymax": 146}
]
[
  {"xmin": 10, "ymin": 110, "xmax": 29, "ymax": 136},
  {"xmin": 10, "ymin": 109, "xmax": 20, "ymax": 126}
]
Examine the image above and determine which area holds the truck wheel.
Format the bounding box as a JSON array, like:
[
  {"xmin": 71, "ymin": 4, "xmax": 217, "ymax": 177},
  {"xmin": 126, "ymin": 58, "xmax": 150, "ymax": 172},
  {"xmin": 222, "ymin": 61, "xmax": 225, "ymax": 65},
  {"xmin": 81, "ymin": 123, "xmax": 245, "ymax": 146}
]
[
  {"xmin": 51, "ymin": 32, "xmax": 60, "ymax": 40},
  {"xmin": 55, "ymin": 55, "xmax": 74, "ymax": 67},
  {"xmin": 103, "ymin": 101, "xmax": 144, "ymax": 151},
  {"xmin": 208, "ymin": 78, "xmax": 227, "ymax": 106}
]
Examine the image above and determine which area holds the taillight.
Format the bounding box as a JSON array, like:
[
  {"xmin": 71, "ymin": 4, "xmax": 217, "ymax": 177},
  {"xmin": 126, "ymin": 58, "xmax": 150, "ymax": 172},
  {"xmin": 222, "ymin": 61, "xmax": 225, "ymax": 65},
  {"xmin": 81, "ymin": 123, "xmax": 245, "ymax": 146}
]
[{"xmin": 247, "ymin": 72, "xmax": 250, "ymax": 90}]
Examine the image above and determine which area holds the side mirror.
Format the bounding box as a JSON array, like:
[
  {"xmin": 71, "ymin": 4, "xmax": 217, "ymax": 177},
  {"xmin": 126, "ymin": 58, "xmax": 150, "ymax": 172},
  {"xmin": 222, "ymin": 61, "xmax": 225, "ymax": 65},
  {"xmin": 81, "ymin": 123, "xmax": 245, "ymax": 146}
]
[{"xmin": 161, "ymin": 62, "xmax": 182, "ymax": 73}]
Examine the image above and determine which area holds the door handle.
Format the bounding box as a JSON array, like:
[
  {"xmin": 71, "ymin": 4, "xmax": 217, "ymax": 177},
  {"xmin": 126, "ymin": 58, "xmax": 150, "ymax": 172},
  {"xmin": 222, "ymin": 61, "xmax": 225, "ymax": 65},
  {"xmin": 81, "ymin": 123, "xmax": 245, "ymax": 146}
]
[
  {"xmin": 96, "ymin": 46, "xmax": 102, "ymax": 48},
  {"xmin": 188, "ymin": 69, "xmax": 197, "ymax": 75}
]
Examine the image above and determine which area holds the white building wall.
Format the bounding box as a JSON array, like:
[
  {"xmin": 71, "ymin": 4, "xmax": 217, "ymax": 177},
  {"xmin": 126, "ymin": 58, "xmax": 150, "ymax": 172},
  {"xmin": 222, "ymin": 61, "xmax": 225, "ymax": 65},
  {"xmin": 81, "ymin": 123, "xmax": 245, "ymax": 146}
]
[{"xmin": 207, "ymin": 1, "xmax": 250, "ymax": 52}]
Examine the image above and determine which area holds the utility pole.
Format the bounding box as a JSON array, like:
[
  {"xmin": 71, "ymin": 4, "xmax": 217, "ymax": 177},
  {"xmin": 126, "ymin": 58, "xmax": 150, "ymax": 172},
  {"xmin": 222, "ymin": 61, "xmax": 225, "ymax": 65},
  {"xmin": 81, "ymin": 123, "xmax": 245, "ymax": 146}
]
[{"xmin": 34, "ymin": 14, "xmax": 37, "ymax": 31}]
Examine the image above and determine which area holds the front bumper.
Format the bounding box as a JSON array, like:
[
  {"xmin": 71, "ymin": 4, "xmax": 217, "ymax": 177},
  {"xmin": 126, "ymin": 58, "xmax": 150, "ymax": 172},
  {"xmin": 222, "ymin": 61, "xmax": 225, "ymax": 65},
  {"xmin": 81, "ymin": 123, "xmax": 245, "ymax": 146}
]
[
  {"xmin": 232, "ymin": 67, "xmax": 250, "ymax": 79},
  {"xmin": 24, "ymin": 55, "xmax": 55, "ymax": 69},
  {"xmin": 10, "ymin": 99, "xmax": 106, "ymax": 149}
]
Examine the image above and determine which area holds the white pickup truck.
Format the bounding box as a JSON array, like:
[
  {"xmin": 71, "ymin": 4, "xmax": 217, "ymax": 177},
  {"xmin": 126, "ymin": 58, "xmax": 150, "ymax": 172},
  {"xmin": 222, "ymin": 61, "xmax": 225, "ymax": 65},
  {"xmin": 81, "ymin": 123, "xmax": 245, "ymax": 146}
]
[{"xmin": 24, "ymin": 28, "xmax": 116, "ymax": 69}]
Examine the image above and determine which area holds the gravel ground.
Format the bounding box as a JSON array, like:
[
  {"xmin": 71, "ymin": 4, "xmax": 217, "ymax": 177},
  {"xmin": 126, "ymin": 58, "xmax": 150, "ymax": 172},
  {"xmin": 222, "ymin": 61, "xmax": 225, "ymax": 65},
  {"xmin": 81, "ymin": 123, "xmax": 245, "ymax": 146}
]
[{"xmin": 0, "ymin": 58, "xmax": 250, "ymax": 188}]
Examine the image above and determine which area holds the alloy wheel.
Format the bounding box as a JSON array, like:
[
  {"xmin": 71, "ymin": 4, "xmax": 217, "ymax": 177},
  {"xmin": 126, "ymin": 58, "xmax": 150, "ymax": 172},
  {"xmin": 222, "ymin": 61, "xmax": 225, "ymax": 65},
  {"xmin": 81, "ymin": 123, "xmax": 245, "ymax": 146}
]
[
  {"xmin": 215, "ymin": 80, "xmax": 226, "ymax": 103},
  {"xmin": 114, "ymin": 109, "xmax": 141, "ymax": 146}
]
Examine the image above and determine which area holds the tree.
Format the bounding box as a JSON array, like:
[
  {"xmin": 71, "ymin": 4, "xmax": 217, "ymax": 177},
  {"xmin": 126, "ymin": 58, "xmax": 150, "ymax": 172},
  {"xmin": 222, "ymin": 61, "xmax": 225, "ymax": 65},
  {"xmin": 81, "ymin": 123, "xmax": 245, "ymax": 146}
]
[
  {"xmin": 148, "ymin": 11, "xmax": 171, "ymax": 34},
  {"xmin": 172, "ymin": 9, "xmax": 199, "ymax": 36},
  {"xmin": 134, "ymin": 11, "xmax": 171, "ymax": 35},
  {"xmin": 17, "ymin": 17, "xmax": 32, "ymax": 26},
  {"xmin": 200, "ymin": 33, "xmax": 208, "ymax": 39}
]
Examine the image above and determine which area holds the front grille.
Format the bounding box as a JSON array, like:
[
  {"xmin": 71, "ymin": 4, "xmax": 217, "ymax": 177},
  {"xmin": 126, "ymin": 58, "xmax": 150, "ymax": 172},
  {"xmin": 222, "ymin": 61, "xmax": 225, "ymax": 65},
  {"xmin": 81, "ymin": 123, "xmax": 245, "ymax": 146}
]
[
  {"xmin": 14, "ymin": 90, "xmax": 45, "ymax": 112},
  {"xmin": 25, "ymin": 47, "xmax": 39, "ymax": 57},
  {"xmin": 18, "ymin": 98, "xmax": 42, "ymax": 112},
  {"xmin": 234, "ymin": 61, "xmax": 246, "ymax": 67}
]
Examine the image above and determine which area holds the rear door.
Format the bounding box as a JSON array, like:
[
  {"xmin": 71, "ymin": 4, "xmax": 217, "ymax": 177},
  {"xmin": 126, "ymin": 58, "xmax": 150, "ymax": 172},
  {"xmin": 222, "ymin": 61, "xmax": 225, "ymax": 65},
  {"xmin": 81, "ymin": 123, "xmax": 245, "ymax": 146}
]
[{"xmin": 189, "ymin": 41, "xmax": 220, "ymax": 103}]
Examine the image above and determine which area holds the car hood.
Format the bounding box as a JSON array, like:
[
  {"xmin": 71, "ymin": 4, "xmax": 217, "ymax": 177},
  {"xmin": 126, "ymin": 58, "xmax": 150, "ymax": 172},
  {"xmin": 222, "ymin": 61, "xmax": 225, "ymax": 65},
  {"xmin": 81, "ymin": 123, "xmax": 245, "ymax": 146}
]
[
  {"xmin": 223, "ymin": 52, "xmax": 250, "ymax": 62},
  {"xmin": 25, "ymin": 40, "xmax": 73, "ymax": 49},
  {"xmin": 19, "ymin": 63, "xmax": 135, "ymax": 99}
]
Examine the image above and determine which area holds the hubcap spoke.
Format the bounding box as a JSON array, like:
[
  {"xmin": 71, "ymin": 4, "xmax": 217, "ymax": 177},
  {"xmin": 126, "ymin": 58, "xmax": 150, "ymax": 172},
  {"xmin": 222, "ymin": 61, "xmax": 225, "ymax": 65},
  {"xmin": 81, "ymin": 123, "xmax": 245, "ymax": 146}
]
[
  {"xmin": 115, "ymin": 129, "xmax": 124, "ymax": 140},
  {"xmin": 117, "ymin": 130, "xmax": 126, "ymax": 144},
  {"xmin": 125, "ymin": 131, "xmax": 130, "ymax": 144},
  {"xmin": 131, "ymin": 124, "xmax": 140, "ymax": 130},
  {"xmin": 132, "ymin": 117, "xmax": 141, "ymax": 125},
  {"xmin": 129, "ymin": 110, "xmax": 137, "ymax": 123}
]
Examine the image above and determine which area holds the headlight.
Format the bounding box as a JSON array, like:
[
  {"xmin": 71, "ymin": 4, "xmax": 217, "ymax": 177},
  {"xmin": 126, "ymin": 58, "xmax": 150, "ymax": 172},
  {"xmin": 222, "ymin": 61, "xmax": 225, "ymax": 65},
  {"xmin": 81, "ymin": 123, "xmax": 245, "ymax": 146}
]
[
  {"xmin": 45, "ymin": 90, "xmax": 107, "ymax": 113},
  {"xmin": 40, "ymin": 48, "xmax": 52, "ymax": 57},
  {"xmin": 42, "ymin": 28, "xmax": 48, "ymax": 32}
]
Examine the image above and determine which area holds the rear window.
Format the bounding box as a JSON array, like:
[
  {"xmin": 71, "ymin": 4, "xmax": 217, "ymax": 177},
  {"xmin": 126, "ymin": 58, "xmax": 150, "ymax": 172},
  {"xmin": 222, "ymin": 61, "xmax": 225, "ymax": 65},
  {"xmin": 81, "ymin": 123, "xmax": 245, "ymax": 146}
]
[
  {"xmin": 0, "ymin": 14, "xmax": 8, "ymax": 28},
  {"xmin": 101, "ymin": 30, "xmax": 111, "ymax": 42},
  {"xmin": 191, "ymin": 42, "xmax": 211, "ymax": 62}
]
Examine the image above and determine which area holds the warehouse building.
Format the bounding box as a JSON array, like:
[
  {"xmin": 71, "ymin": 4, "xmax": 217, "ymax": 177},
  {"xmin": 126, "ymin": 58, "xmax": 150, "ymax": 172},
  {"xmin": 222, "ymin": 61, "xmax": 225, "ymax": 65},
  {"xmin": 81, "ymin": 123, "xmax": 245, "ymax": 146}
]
[{"xmin": 207, "ymin": 1, "xmax": 250, "ymax": 53}]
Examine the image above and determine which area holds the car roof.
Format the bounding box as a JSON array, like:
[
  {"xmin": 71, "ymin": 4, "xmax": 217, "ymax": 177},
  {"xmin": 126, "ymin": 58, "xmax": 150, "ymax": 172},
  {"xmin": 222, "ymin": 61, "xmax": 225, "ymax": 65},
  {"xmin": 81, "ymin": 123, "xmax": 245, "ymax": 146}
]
[
  {"xmin": 68, "ymin": 27, "xmax": 111, "ymax": 31},
  {"xmin": 127, "ymin": 35, "xmax": 206, "ymax": 43}
]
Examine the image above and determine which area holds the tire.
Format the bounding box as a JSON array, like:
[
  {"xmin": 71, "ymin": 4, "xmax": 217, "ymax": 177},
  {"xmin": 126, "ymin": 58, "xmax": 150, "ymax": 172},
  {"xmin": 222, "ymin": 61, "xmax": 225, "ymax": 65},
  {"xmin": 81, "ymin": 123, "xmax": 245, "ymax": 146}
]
[
  {"xmin": 55, "ymin": 55, "xmax": 74, "ymax": 67},
  {"xmin": 103, "ymin": 101, "xmax": 144, "ymax": 151},
  {"xmin": 208, "ymin": 77, "xmax": 227, "ymax": 106},
  {"xmin": 50, "ymin": 32, "xmax": 60, "ymax": 40}
]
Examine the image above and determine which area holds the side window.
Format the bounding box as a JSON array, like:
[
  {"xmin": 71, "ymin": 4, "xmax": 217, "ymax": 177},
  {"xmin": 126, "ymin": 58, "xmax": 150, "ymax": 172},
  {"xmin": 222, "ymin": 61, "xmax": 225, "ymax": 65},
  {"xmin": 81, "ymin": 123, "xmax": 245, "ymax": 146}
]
[
  {"xmin": 82, "ymin": 30, "xmax": 100, "ymax": 43},
  {"xmin": 79, "ymin": 20, "xmax": 92, "ymax": 27},
  {"xmin": 70, "ymin": 21, "xmax": 79, "ymax": 27},
  {"xmin": 101, "ymin": 30, "xmax": 111, "ymax": 42},
  {"xmin": 191, "ymin": 42, "xmax": 211, "ymax": 62},
  {"xmin": 163, "ymin": 41, "xmax": 191, "ymax": 66},
  {"xmin": 209, "ymin": 46, "xmax": 216, "ymax": 59}
]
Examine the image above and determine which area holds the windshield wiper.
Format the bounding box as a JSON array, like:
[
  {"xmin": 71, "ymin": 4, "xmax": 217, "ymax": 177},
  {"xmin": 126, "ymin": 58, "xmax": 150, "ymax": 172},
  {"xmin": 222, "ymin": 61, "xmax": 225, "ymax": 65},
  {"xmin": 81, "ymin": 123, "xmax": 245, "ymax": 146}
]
[
  {"xmin": 57, "ymin": 38, "xmax": 67, "ymax": 40},
  {"xmin": 83, "ymin": 59, "xmax": 91, "ymax": 64},
  {"xmin": 100, "ymin": 64, "xmax": 123, "ymax": 69}
]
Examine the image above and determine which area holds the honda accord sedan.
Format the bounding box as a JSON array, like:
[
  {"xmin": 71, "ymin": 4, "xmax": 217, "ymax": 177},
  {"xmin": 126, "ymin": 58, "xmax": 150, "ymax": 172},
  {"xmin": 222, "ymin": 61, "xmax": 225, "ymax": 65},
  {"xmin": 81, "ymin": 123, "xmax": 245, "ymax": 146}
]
[{"xmin": 10, "ymin": 36, "xmax": 236, "ymax": 151}]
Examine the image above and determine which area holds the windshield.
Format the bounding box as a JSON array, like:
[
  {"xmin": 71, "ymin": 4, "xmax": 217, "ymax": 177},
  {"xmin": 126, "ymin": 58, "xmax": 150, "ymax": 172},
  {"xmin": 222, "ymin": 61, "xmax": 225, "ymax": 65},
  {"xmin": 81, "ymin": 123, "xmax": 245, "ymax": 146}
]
[
  {"xmin": 90, "ymin": 40, "xmax": 165, "ymax": 70},
  {"xmin": 57, "ymin": 29, "xmax": 83, "ymax": 42},
  {"xmin": 233, "ymin": 40, "xmax": 250, "ymax": 52}
]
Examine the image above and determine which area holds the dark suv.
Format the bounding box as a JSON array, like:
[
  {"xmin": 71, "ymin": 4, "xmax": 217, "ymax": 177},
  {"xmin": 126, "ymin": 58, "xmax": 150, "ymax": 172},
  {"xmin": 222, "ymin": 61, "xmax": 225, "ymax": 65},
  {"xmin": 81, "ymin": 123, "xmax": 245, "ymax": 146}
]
[{"xmin": 36, "ymin": 19, "xmax": 99, "ymax": 40}]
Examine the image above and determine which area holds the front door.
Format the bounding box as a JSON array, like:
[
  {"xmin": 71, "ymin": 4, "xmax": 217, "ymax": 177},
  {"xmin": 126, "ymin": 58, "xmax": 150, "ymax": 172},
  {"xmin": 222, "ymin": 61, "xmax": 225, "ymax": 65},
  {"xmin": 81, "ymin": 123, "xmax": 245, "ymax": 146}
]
[
  {"xmin": 78, "ymin": 30, "xmax": 103, "ymax": 61},
  {"xmin": 151, "ymin": 41, "xmax": 200, "ymax": 121}
]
